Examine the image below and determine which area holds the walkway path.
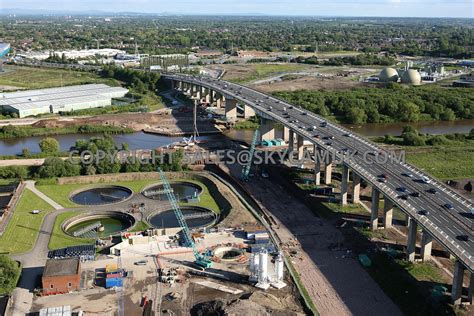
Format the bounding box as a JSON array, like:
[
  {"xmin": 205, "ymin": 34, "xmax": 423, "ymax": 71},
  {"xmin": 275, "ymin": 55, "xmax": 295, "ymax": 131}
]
[{"xmin": 24, "ymin": 180, "xmax": 64, "ymax": 210}]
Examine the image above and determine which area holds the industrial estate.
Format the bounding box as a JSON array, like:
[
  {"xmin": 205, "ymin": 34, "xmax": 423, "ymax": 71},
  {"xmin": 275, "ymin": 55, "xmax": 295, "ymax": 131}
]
[{"xmin": 0, "ymin": 6, "xmax": 473, "ymax": 316}]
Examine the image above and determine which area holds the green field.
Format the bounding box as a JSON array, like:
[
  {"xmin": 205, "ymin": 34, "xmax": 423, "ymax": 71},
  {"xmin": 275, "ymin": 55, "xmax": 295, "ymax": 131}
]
[
  {"xmin": 0, "ymin": 66, "xmax": 119, "ymax": 89},
  {"xmin": 0, "ymin": 189, "xmax": 54, "ymax": 254},
  {"xmin": 48, "ymin": 211, "xmax": 94, "ymax": 250},
  {"xmin": 36, "ymin": 178, "xmax": 220, "ymax": 212},
  {"xmin": 406, "ymin": 147, "xmax": 474, "ymax": 180},
  {"xmin": 229, "ymin": 63, "xmax": 311, "ymax": 83}
]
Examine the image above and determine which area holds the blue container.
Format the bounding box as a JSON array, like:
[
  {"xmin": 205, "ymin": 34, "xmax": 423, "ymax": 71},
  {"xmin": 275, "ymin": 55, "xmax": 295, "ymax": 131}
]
[{"xmin": 106, "ymin": 277, "xmax": 123, "ymax": 288}]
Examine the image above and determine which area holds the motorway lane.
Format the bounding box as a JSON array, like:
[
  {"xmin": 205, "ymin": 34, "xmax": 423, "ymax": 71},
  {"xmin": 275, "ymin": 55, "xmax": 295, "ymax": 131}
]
[{"xmin": 164, "ymin": 74, "xmax": 474, "ymax": 270}]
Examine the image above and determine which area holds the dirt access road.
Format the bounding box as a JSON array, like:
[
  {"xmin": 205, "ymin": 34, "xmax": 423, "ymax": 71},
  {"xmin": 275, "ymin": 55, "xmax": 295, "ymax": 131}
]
[{"xmin": 220, "ymin": 163, "xmax": 402, "ymax": 316}]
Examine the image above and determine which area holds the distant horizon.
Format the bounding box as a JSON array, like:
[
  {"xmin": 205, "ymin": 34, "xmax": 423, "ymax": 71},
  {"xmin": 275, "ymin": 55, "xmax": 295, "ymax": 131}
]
[
  {"xmin": 2, "ymin": 0, "xmax": 473, "ymax": 19},
  {"xmin": 2, "ymin": 9, "xmax": 474, "ymax": 20}
]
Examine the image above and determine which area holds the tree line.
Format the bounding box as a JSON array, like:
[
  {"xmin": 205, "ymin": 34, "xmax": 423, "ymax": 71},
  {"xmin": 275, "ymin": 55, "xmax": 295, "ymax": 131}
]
[{"xmin": 274, "ymin": 85, "xmax": 474, "ymax": 124}]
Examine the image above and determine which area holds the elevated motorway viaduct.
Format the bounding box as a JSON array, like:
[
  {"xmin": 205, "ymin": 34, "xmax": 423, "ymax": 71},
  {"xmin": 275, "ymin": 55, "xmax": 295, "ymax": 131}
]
[{"xmin": 163, "ymin": 73, "xmax": 474, "ymax": 304}]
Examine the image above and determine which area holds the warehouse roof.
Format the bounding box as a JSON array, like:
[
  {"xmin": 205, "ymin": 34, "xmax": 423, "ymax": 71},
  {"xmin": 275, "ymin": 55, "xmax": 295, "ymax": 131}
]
[
  {"xmin": 0, "ymin": 84, "xmax": 128, "ymax": 111},
  {"xmin": 43, "ymin": 258, "xmax": 80, "ymax": 277}
]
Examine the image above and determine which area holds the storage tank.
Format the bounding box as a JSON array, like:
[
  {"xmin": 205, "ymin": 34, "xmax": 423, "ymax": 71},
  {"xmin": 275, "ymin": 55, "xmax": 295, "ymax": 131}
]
[
  {"xmin": 258, "ymin": 250, "xmax": 268, "ymax": 283},
  {"xmin": 379, "ymin": 68, "xmax": 399, "ymax": 82},
  {"xmin": 275, "ymin": 253, "xmax": 284, "ymax": 281},
  {"xmin": 401, "ymin": 69, "xmax": 422, "ymax": 85}
]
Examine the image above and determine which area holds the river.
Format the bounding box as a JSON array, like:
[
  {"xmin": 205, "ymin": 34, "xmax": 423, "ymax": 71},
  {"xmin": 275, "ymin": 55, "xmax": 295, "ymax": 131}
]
[{"xmin": 0, "ymin": 120, "xmax": 472, "ymax": 156}]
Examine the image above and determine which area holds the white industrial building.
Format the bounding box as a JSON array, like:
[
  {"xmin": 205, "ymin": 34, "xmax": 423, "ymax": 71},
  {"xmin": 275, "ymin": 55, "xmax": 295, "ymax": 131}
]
[{"xmin": 0, "ymin": 84, "xmax": 128, "ymax": 118}]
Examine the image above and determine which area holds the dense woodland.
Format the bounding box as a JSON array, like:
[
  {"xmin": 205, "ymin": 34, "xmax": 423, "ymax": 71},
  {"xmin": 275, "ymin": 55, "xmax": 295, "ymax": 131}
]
[
  {"xmin": 2, "ymin": 16, "xmax": 472, "ymax": 58},
  {"xmin": 275, "ymin": 85, "xmax": 474, "ymax": 124}
]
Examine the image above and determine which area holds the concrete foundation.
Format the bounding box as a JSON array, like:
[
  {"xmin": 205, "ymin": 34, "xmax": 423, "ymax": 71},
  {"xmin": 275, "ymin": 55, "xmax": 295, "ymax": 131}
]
[
  {"xmin": 407, "ymin": 217, "xmax": 417, "ymax": 262},
  {"xmin": 283, "ymin": 126, "xmax": 290, "ymax": 142},
  {"xmin": 370, "ymin": 188, "xmax": 380, "ymax": 230}
]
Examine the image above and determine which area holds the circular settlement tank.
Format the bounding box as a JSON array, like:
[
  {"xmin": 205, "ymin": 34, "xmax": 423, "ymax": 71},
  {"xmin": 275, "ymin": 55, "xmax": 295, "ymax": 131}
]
[
  {"xmin": 379, "ymin": 67, "xmax": 399, "ymax": 82},
  {"xmin": 148, "ymin": 206, "xmax": 216, "ymax": 229},
  {"xmin": 63, "ymin": 211, "xmax": 135, "ymax": 238},
  {"xmin": 401, "ymin": 69, "xmax": 422, "ymax": 85},
  {"xmin": 71, "ymin": 186, "xmax": 132, "ymax": 205},
  {"xmin": 142, "ymin": 182, "xmax": 203, "ymax": 202}
]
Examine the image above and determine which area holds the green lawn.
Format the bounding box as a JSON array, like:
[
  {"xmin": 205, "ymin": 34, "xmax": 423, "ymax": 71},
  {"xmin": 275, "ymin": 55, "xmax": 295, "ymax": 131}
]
[
  {"xmin": 48, "ymin": 211, "xmax": 94, "ymax": 250},
  {"xmin": 0, "ymin": 66, "xmax": 119, "ymax": 89},
  {"xmin": 230, "ymin": 63, "xmax": 311, "ymax": 83},
  {"xmin": 406, "ymin": 147, "xmax": 474, "ymax": 180},
  {"xmin": 36, "ymin": 178, "xmax": 220, "ymax": 213},
  {"xmin": 0, "ymin": 189, "xmax": 54, "ymax": 254},
  {"xmin": 36, "ymin": 179, "xmax": 162, "ymax": 208}
]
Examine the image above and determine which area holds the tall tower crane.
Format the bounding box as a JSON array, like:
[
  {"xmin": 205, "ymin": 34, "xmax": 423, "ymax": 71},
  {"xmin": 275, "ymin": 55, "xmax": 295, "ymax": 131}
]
[{"xmin": 158, "ymin": 169, "xmax": 212, "ymax": 269}]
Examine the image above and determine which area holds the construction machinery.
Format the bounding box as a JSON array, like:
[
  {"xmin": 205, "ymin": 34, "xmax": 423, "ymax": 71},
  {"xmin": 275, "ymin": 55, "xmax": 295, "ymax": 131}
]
[
  {"xmin": 158, "ymin": 169, "xmax": 213, "ymax": 269},
  {"xmin": 241, "ymin": 129, "xmax": 260, "ymax": 181}
]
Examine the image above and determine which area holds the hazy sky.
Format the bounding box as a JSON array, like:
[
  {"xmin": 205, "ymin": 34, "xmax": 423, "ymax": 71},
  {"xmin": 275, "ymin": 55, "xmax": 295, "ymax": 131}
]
[{"xmin": 3, "ymin": 0, "xmax": 474, "ymax": 18}]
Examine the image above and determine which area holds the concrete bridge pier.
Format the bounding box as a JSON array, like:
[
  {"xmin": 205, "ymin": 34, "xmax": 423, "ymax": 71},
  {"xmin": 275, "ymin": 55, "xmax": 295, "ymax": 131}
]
[
  {"xmin": 171, "ymin": 80, "xmax": 176, "ymax": 90},
  {"xmin": 296, "ymin": 134, "xmax": 305, "ymax": 161},
  {"xmin": 370, "ymin": 188, "xmax": 380, "ymax": 230},
  {"xmin": 244, "ymin": 105, "xmax": 256, "ymax": 119},
  {"xmin": 259, "ymin": 119, "xmax": 276, "ymax": 142},
  {"xmin": 420, "ymin": 230, "xmax": 433, "ymax": 262},
  {"xmin": 288, "ymin": 130, "xmax": 295, "ymax": 153},
  {"xmin": 178, "ymin": 81, "xmax": 183, "ymax": 91},
  {"xmin": 283, "ymin": 126, "xmax": 291, "ymax": 143},
  {"xmin": 406, "ymin": 216, "xmax": 417, "ymax": 262},
  {"xmin": 452, "ymin": 260, "xmax": 465, "ymax": 304},
  {"xmin": 351, "ymin": 173, "xmax": 361, "ymax": 203},
  {"xmin": 216, "ymin": 94, "xmax": 225, "ymax": 108},
  {"xmin": 313, "ymin": 145, "xmax": 321, "ymax": 185},
  {"xmin": 340, "ymin": 164, "xmax": 349, "ymax": 205},
  {"xmin": 382, "ymin": 196, "xmax": 394, "ymax": 229},
  {"xmin": 225, "ymin": 98, "xmax": 237, "ymax": 120},
  {"xmin": 324, "ymin": 158, "xmax": 333, "ymax": 185}
]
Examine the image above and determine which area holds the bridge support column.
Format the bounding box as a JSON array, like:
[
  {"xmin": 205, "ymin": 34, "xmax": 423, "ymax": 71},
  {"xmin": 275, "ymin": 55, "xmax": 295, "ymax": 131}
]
[
  {"xmin": 178, "ymin": 81, "xmax": 183, "ymax": 91},
  {"xmin": 382, "ymin": 196, "xmax": 394, "ymax": 229},
  {"xmin": 324, "ymin": 158, "xmax": 332, "ymax": 185},
  {"xmin": 296, "ymin": 135, "xmax": 304, "ymax": 161},
  {"xmin": 186, "ymin": 83, "xmax": 192, "ymax": 95},
  {"xmin": 216, "ymin": 94, "xmax": 225, "ymax": 108},
  {"xmin": 210, "ymin": 90, "xmax": 215, "ymax": 104},
  {"xmin": 340, "ymin": 165, "xmax": 349, "ymax": 205},
  {"xmin": 370, "ymin": 188, "xmax": 379, "ymax": 230},
  {"xmin": 225, "ymin": 98, "xmax": 237, "ymax": 120},
  {"xmin": 468, "ymin": 272, "xmax": 474, "ymax": 305},
  {"xmin": 171, "ymin": 80, "xmax": 176, "ymax": 89},
  {"xmin": 283, "ymin": 126, "xmax": 290, "ymax": 142},
  {"xmin": 259, "ymin": 119, "xmax": 275, "ymax": 142},
  {"xmin": 420, "ymin": 230, "xmax": 433, "ymax": 262},
  {"xmin": 407, "ymin": 217, "xmax": 417, "ymax": 262},
  {"xmin": 313, "ymin": 145, "xmax": 321, "ymax": 186},
  {"xmin": 452, "ymin": 260, "xmax": 465, "ymax": 304},
  {"xmin": 288, "ymin": 130, "xmax": 294, "ymax": 153},
  {"xmin": 351, "ymin": 173, "xmax": 361, "ymax": 204},
  {"xmin": 244, "ymin": 105, "xmax": 256, "ymax": 119}
]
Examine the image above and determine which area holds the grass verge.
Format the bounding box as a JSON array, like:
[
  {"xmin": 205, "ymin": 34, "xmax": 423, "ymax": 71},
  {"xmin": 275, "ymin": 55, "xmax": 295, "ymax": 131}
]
[{"xmin": 0, "ymin": 189, "xmax": 54, "ymax": 254}]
